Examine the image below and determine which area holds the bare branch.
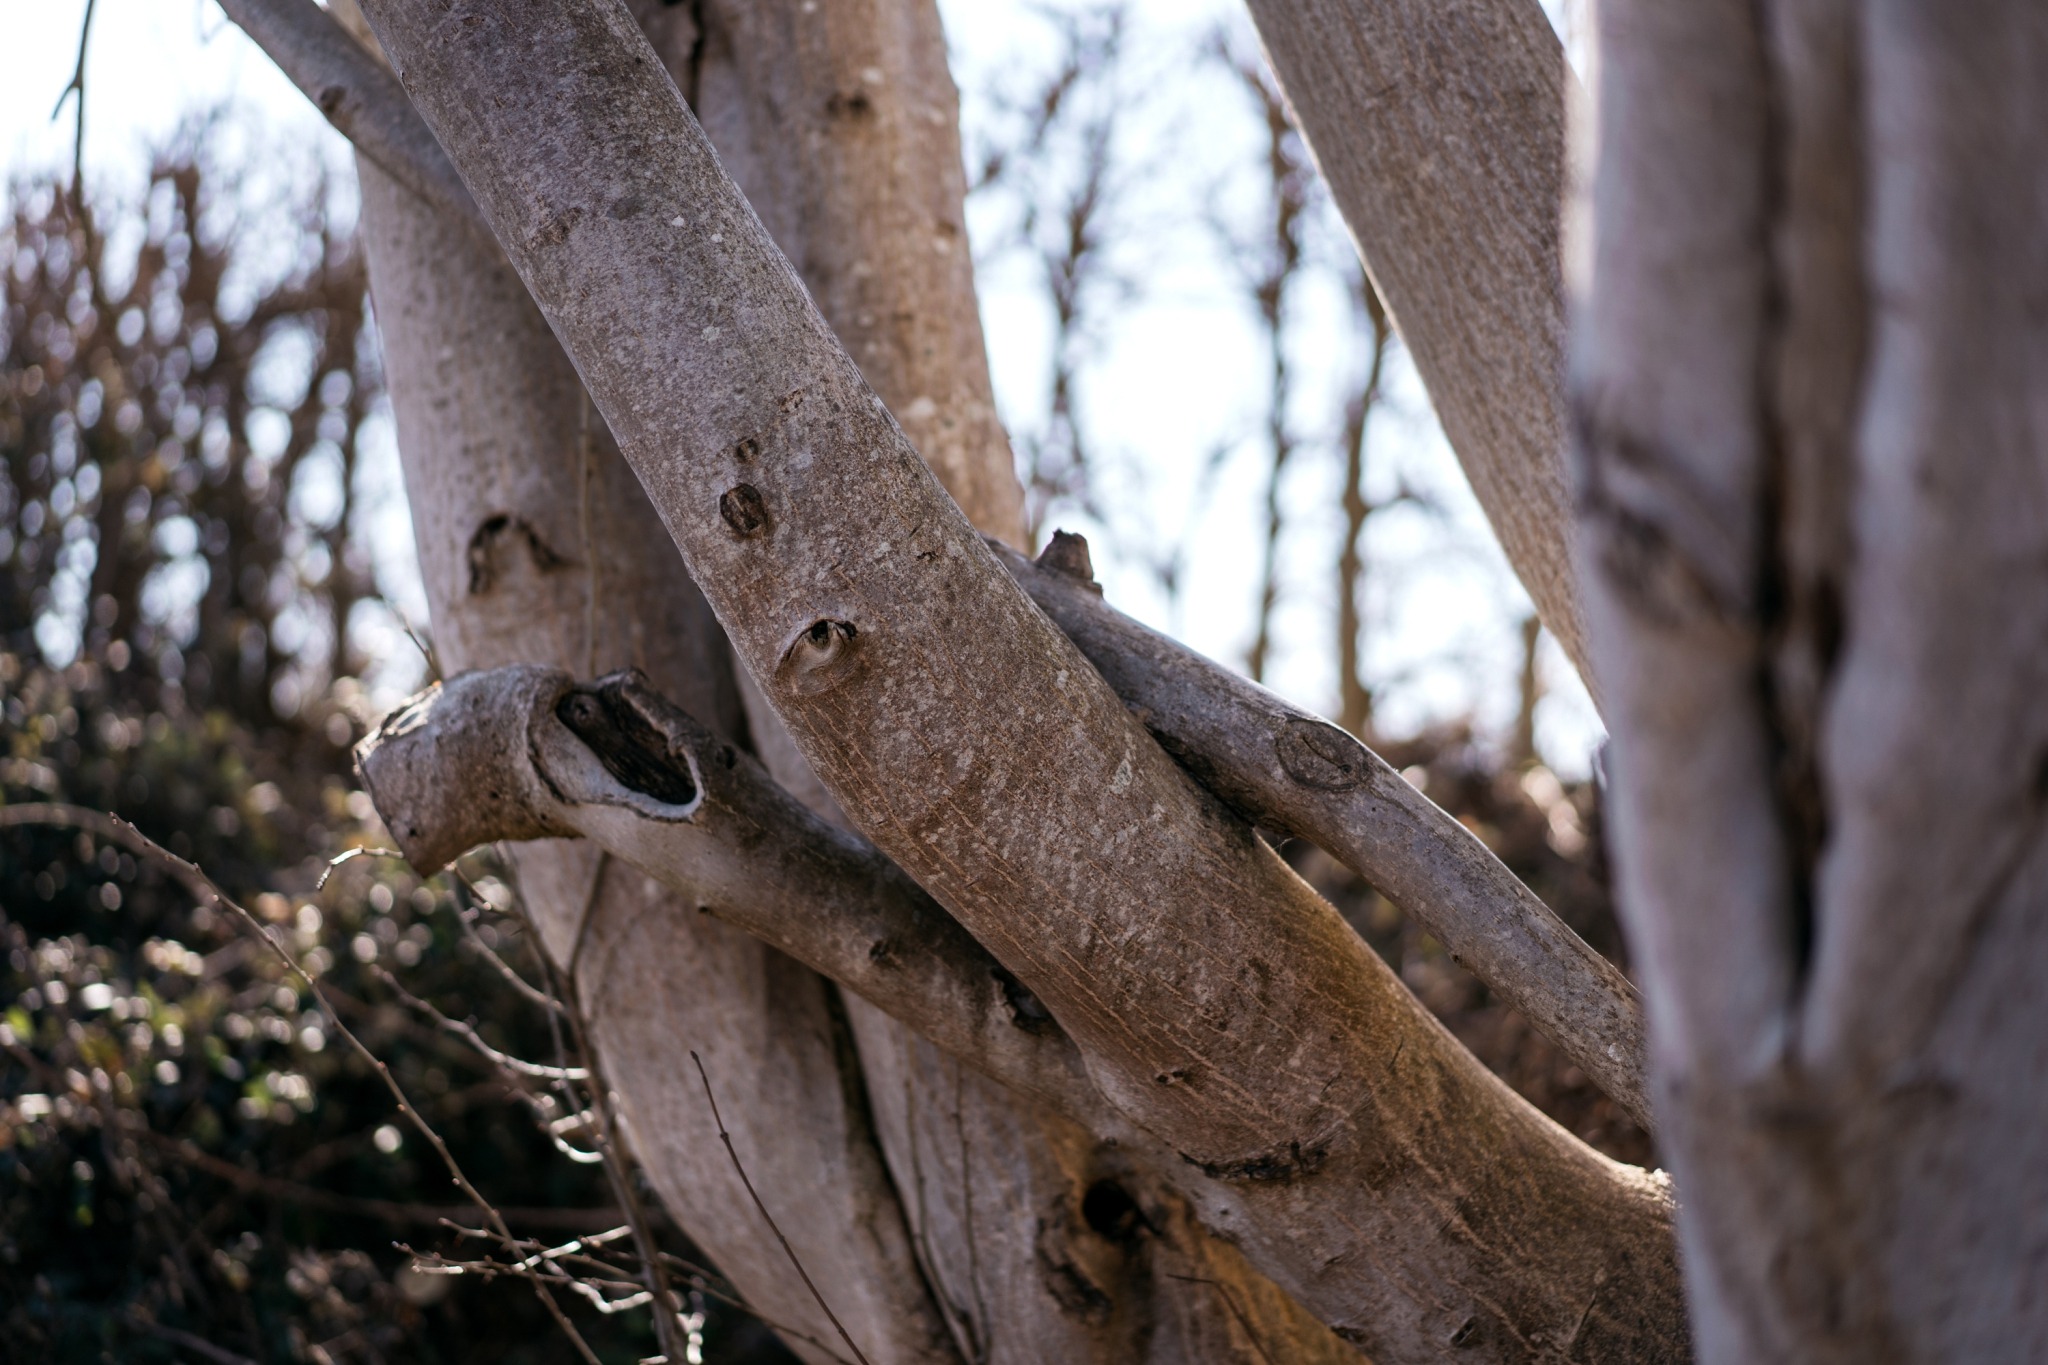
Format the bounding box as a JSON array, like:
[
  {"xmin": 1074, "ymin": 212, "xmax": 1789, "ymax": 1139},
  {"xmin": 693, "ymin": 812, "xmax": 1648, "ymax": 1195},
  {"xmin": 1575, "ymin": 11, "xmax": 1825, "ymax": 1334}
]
[
  {"xmin": 346, "ymin": 3, "xmax": 1685, "ymax": 1354},
  {"xmin": 996, "ymin": 537, "xmax": 1653, "ymax": 1127},
  {"xmin": 214, "ymin": 0, "xmax": 488, "ymax": 241},
  {"xmin": 692, "ymin": 1052, "xmax": 875, "ymax": 1365},
  {"xmin": 1243, "ymin": 0, "xmax": 1597, "ymax": 698},
  {"xmin": 0, "ymin": 803, "xmax": 605, "ymax": 1365},
  {"xmin": 194, "ymin": 0, "xmax": 1646, "ymax": 1126}
]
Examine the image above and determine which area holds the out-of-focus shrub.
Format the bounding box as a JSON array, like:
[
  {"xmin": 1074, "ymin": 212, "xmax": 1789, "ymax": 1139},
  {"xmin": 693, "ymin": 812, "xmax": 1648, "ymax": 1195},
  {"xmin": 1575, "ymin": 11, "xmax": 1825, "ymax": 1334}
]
[{"xmin": 2, "ymin": 138, "xmax": 791, "ymax": 1365}]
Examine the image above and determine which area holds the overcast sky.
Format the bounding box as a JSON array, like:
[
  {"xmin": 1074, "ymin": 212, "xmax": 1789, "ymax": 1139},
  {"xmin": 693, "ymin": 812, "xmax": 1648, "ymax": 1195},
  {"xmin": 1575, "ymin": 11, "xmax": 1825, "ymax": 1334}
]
[{"xmin": 2, "ymin": 0, "xmax": 1602, "ymax": 774}]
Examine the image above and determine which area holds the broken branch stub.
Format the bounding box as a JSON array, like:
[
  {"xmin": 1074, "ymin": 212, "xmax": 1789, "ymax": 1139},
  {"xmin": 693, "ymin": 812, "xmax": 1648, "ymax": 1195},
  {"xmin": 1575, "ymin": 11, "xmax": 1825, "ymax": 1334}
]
[
  {"xmin": 355, "ymin": 665, "xmax": 1103, "ymax": 1124},
  {"xmin": 354, "ymin": 668, "xmax": 573, "ymax": 870}
]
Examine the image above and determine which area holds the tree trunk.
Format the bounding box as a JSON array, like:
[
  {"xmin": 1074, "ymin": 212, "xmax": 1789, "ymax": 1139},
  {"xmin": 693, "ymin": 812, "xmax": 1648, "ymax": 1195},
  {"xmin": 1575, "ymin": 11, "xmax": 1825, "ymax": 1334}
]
[
  {"xmin": 667, "ymin": 5, "xmax": 1345, "ymax": 1358},
  {"xmin": 340, "ymin": 0, "xmax": 1356, "ymax": 1356},
  {"xmin": 1576, "ymin": 0, "xmax": 2048, "ymax": 1358},
  {"xmin": 349, "ymin": 1, "xmax": 1690, "ymax": 1358},
  {"xmin": 337, "ymin": 4, "xmax": 963, "ymax": 1357}
]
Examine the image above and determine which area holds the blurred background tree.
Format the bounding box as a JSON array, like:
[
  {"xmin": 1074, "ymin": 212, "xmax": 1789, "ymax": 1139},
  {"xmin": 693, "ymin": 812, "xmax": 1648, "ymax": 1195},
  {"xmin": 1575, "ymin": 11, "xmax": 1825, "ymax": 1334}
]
[{"xmin": 4, "ymin": 8, "xmax": 1635, "ymax": 1360}]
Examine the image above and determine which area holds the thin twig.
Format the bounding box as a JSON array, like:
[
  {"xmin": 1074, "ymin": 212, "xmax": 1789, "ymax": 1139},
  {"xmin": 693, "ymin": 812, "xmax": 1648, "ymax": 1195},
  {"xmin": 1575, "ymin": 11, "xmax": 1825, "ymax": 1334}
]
[
  {"xmin": 131, "ymin": 1128, "xmax": 621, "ymax": 1231},
  {"xmin": 577, "ymin": 390, "xmax": 599, "ymax": 679},
  {"xmin": 124, "ymin": 1313, "xmax": 259, "ymax": 1365},
  {"xmin": 442, "ymin": 888, "xmax": 564, "ymax": 1014},
  {"xmin": 691, "ymin": 1050, "xmax": 874, "ymax": 1365},
  {"xmin": 524, "ymin": 883, "xmax": 693, "ymax": 1365},
  {"xmin": 51, "ymin": 0, "xmax": 98, "ymax": 219},
  {"xmin": 372, "ymin": 966, "xmax": 587, "ymax": 1080},
  {"xmin": 317, "ymin": 844, "xmax": 405, "ymax": 890}
]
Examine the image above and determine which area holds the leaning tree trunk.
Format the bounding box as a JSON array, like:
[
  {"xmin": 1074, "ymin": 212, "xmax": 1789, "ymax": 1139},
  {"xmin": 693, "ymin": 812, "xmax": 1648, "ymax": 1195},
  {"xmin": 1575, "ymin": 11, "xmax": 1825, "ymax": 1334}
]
[
  {"xmin": 334, "ymin": 5, "xmax": 963, "ymax": 1359},
  {"xmin": 1244, "ymin": 0, "xmax": 1595, "ymax": 698},
  {"xmin": 336, "ymin": 0, "xmax": 1353, "ymax": 1357},
  {"xmin": 660, "ymin": 4, "xmax": 1354, "ymax": 1358},
  {"xmin": 1576, "ymin": 0, "xmax": 2048, "ymax": 1360}
]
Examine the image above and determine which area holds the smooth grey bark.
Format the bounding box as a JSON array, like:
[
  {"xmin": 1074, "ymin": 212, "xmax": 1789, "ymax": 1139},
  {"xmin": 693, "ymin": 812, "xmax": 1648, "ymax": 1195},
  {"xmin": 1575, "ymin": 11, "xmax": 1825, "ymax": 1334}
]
[
  {"xmin": 1244, "ymin": 0, "xmax": 1595, "ymax": 697},
  {"xmin": 351, "ymin": 1, "xmax": 1688, "ymax": 1358},
  {"xmin": 228, "ymin": 0, "xmax": 1649, "ymax": 1129},
  {"xmin": 350, "ymin": 160, "xmax": 962, "ymax": 1365},
  {"xmin": 303, "ymin": 0, "xmax": 1353, "ymax": 1355},
  {"xmin": 1577, "ymin": 0, "xmax": 2048, "ymax": 1359},
  {"xmin": 214, "ymin": 0, "xmax": 482, "ymax": 238}
]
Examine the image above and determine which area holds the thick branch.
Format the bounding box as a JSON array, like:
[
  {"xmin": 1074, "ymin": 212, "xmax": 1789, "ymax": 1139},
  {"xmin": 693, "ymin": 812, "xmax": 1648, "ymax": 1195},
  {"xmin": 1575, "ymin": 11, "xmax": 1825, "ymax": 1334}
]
[
  {"xmin": 357, "ymin": 666, "xmax": 1104, "ymax": 1124},
  {"xmin": 215, "ymin": 0, "xmax": 484, "ymax": 239},
  {"xmin": 1003, "ymin": 535, "xmax": 1649, "ymax": 1127},
  {"xmin": 224, "ymin": 0, "xmax": 1644, "ymax": 1124},
  {"xmin": 1244, "ymin": 0, "xmax": 1594, "ymax": 697}
]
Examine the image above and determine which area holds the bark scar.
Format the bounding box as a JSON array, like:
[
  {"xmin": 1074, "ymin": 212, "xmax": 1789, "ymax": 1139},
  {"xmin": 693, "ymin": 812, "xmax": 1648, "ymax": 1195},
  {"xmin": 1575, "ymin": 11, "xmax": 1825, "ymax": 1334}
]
[{"xmin": 467, "ymin": 512, "xmax": 571, "ymax": 594}]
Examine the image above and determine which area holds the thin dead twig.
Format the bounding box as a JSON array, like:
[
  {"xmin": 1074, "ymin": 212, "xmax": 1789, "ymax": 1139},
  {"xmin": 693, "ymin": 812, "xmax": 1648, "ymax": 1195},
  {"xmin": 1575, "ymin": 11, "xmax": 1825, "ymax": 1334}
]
[
  {"xmin": 125, "ymin": 1313, "xmax": 259, "ymax": 1365},
  {"xmin": 1166, "ymin": 1273, "xmax": 1278, "ymax": 1365},
  {"xmin": 692, "ymin": 1050, "xmax": 874, "ymax": 1365},
  {"xmin": 0, "ymin": 803, "xmax": 604, "ymax": 1365},
  {"xmin": 51, "ymin": 0, "xmax": 98, "ymax": 219}
]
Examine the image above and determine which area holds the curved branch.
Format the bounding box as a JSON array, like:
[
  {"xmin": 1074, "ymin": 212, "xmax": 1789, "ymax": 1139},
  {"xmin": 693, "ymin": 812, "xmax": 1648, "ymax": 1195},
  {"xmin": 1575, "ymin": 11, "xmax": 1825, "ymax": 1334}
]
[
  {"xmin": 220, "ymin": 0, "xmax": 1644, "ymax": 1126},
  {"xmin": 357, "ymin": 665, "xmax": 1105, "ymax": 1124},
  {"xmin": 214, "ymin": 0, "xmax": 486, "ymax": 240},
  {"xmin": 1001, "ymin": 536, "xmax": 1650, "ymax": 1127},
  {"xmin": 222, "ymin": 0, "xmax": 1644, "ymax": 1127}
]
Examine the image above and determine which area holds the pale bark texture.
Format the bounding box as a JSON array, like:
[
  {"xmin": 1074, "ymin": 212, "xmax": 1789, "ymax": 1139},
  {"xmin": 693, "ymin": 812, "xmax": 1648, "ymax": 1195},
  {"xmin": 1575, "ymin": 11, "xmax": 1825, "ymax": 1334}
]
[
  {"xmin": 1003, "ymin": 537, "xmax": 1649, "ymax": 1127},
  {"xmin": 358, "ymin": 664, "xmax": 1374, "ymax": 1363},
  {"xmin": 1577, "ymin": 0, "xmax": 2048, "ymax": 1359},
  {"xmin": 232, "ymin": 0, "xmax": 1653, "ymax": 1140},
  {"xmin": 351, "ymin": 1, "xmax": 1689, "ymax": 1358},
  {"xmin": 1244, "ymin": 0, "xmax": 1595, "ymax": 696},
  {"xmin": 352, "ymin": 157, "xmax": 964, "ymax": 1365}
]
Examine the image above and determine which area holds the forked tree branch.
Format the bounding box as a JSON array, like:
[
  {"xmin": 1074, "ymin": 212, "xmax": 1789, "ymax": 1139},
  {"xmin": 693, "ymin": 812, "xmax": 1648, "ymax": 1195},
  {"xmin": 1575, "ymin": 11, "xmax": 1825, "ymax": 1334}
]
[
  {"xmin": 1005, "ymin": 536, "xmax": 1649, "ymax": 1126},
  {"xmin": 355, "ymin": 665, "xmax": 1106, "ymax": 1125}
]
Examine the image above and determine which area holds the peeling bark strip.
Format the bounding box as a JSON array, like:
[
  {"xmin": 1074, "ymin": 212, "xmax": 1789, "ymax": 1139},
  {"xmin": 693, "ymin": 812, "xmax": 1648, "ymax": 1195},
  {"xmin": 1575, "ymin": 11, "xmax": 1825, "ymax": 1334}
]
[
  {"xmin": 355, "ymin": 2, "xmax": 1687, "ymax": 1356},
  {"xmin": 1244, "ymin": 0, "xmax": 1595, "ymax": 697},
  {"xmin": 1002, "ymin": 537, "xmax": 1650, "ymax": 1127}
]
